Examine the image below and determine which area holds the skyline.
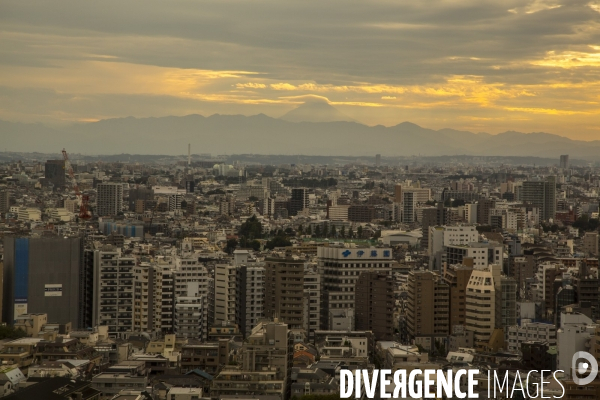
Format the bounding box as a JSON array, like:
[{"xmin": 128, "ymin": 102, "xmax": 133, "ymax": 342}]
[{"xmin": 2, "ymin": 0, "xmax": 600, "ymax": 140}]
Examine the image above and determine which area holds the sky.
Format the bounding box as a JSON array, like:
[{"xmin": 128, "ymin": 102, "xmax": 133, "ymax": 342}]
[{"xmin": 1, "ymin": 0, "xmax": 600, "ymax": 140}]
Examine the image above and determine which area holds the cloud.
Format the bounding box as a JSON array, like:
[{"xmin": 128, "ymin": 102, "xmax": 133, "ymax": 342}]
[{"xmin": 0, "ymin": 0, "xmax": 600, "ymax": 140}]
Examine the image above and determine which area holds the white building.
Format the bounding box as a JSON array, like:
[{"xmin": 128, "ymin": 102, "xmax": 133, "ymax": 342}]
[
  {"xmin": 174, "ymin": 257, "xmax": 211, "ymax": 340},
  {"xmin": 557, "ymin": 312, "xmax": 596, "ymax": 373},
  {"xmin": 318, "ymin": 245, "xmax": 393, "ymax": 329},
  {"xmin": 17, "ymin": 207, "xmax": 41, "ymax": 221},
  {"xmin": 92, "ymin": 247, "xmax": 135, "ymax": 337},
  {"xmin": 506, "ymin": 320, "xmax": 556, "ymax": 353}
]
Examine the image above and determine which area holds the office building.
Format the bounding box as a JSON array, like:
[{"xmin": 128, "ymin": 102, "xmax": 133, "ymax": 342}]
[
  {"xmin": 290, "ymin": 188, "xmax": 309, "ymax": 216},
  {"xmin": 264, "ymin": 255, "xmax": 304, "ymax": 330},
  {"xmin": 96, "ymin": 182, "xmax": 124, "ymax": 216},
  {"xmin": 355, "ymin": 271, "xmax": 394, "ymax": 341},
  {"xmin": 44, "ymin": 160, "xmax": 66, "ymax": 189},
  {"xmin": 318, "ymin": 245, "xmax": 393, "ymax": 330},
  {"xmin": 128, "ymin": 186, "xmax": 154, "ymax": 212},
  {"xmin": 375, "ymin": 154, "xmax": 381, "ymax": 167},
  {"xmin": 559, "ymin": 154, "xmax": 569, "ymax": 169},
  {"xmin": 522, "ymin": 177, "xmax": 557, "ymax": 222},
  {"xmin": 2, "ymin": 236, "xmax": 84, "ymax": 328}
]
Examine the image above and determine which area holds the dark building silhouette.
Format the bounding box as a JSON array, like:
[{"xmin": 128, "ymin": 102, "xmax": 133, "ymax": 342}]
[
  {"xmin": 44, "ymin": 160, "xmax": 66, "ymax": 189},
  {"xmin": 355, "ymin": 271, "xmax": 394, "ymax": 341},
  {"xmin": 3, "ymin": 236, "xmax": 85, "ymax": 328},
  {"xmin": 289, "ymin": 188, "xmax": 308, "ymax": 216}
]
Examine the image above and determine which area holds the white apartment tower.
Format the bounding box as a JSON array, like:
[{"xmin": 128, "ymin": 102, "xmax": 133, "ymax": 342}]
[{"xmin": 92, "ymin": 246, "xmax": 135, "ymax": 337}]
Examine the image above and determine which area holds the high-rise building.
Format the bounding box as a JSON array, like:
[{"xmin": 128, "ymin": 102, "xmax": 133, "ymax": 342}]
[
  {"xmin": 420, "ymin": 208, "xmax": 438, "ymax": 251},
  {"xmin": 96, "ymin": 182, "xmax": 124, "ymax": 216},
  {"xmin": 173, "ymin": 257, "xmax": 212, "ymax": 340},
  {"xmin": 582, "ymin": 232, "xmax": 599, "ymax": 256},
  {"xmin": 355, "ymin": 271, "xmax": 394, "ymax": 341},
  {"xmin": 375, "ymin": 154, "xmax": 381, "ymax": 167},
  {"xmin": 133, "ymin": 264, "xmax": 163, "ymax": 333},
  {"xmin": 289, "ymin": 188, "xmax": 309, "ymax": 216},
  {"xmin": 91, "ymin": 246, "xmax": 135, "ymax": 337},
  {"xmin": 317, "ymin": 245, "xmax": 393, "ymax": 330},
  {"xmin": 44, "ymin": 160, "xmax": 66, "ymax": 189},
  {"xmin": 264, "ymin": 255, "xmax": 304, "ymax": 330},
  {"xmin": 303, "ymin": 271, "xmax": 321, "ymax": 340},
  {"xmin": 442, "ymin": 263, "xmax": 474, "ymax": 331},
  {"xmin": 214, "ymin": 264, "xmax": 237, "ymax": 326},
  {"xmin": 402, "ymin": 191, "xmax": 417, "ymax": 223},
  {"xmin": 405, "ymin": 270, "xmax": 449, "ymax": 350},
  {"xmin": 465, "ymin": 264, "xmax": 507, "ymax": 351},
  {"xmin": 0, "ymin": 190, "xmax": 9, "ymax": 215},
  {"xmin": 476, "ymin": 199, "xmax": 496, "ymax": 225},
  {"xmin": 394, "ymin": 184, "xmax": 402, "ymax": 203},
  {"xmin": 3, "ymin": 237, "xmax": 84, "ymax": 327},
  {"xmin": 559, "ymin": 154, "xmax": 569, "ymax": 169},
  {"xmin": 128, "ymin": 186, "xmax": 154, "ymax": 212},
  {"xmin": 522, "ymin": 177, "xmax": 557, "ymax": 222},
  {"xmin": 237, "ymin": 264, "xmax": 265, "ymax": 337}
]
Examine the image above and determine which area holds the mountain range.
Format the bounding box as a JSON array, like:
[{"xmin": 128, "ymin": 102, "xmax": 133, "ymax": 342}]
[{"xmin": 1, "ymin": 102, "xmax": 599, "ymax": 159}]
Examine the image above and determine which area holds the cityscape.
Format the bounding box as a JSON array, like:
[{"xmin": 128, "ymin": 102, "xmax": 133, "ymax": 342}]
[
  {"xmin": 0, "ymin": 152, "xmax": 599, "ymax": 399},
  {"xmin": 3, "ymin": 0, "xmax": 600, "ymax": 399}
]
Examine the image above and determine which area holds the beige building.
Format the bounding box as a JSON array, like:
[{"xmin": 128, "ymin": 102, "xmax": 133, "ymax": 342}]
[
  {"xmin": 465, "ymin": 264, "xmax": 504, "ymax": 351},
  {"xmin": 14, "ymin": 313, "xmax": 48, "ymax": 337},
  {"xmin": 133, "ymin": 264, "xmax": 163, "ymax": 333}
]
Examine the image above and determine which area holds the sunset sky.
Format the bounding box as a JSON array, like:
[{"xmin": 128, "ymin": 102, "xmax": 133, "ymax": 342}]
[{"xmin": 1, "ymin": 0, "xmax": 600, "ymax": 140}]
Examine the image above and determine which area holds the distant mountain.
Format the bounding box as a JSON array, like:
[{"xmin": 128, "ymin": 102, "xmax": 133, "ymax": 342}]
[
  {"xmin": 280, "ymin": 101, "xmax": 356, "ymax": 123},
  {"xmin": 2, "ymin": 114, "xmax": 600, "ymax": 159}
]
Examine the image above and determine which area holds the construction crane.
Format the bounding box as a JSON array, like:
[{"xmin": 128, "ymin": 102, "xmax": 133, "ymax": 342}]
[{"xmin": 62, "ymin": 148, "xmax": 91, "ymax": 220}]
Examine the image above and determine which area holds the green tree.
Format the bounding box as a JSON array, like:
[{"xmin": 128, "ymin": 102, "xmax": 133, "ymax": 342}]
[
  {"xmin": 265, "ymin": 234, "xmax": 292, "ymax": 250},
  {"xmin": 0, "ymin": 326, "xmax": 26, "ymax": 340},
  {"xmin": 225, "ymin": 238, "xmax": 238, "ymax": 254},
  {"xmin": 330, "ymin": 225, "xmax": 337, "ymax": 237},
  {"xmin": 340, "ymin": 226, "xmax": 345, "ymax": 238},
  {"xmin": 239, "ymin": 215, "xmax": 263, "ymax": 240},
  {"xmin": 315, "ymin": 225, "xmax": 321, "ymax": 238},
  {"xmin": 348, "ymin": 226, "xmax": 354, "ymax": 239},
  {"xmin": 249, "ymin": 239, "xmax": 261, "ymax": 251},
  {"xmin": 357, "ymin": 226, "xmax": 363, "ymax": 238}
]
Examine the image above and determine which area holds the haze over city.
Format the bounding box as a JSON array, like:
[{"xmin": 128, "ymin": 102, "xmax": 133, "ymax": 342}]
[{"xmin": 2, "ymin": 0, "xmax": 600, "ymax": 144}]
